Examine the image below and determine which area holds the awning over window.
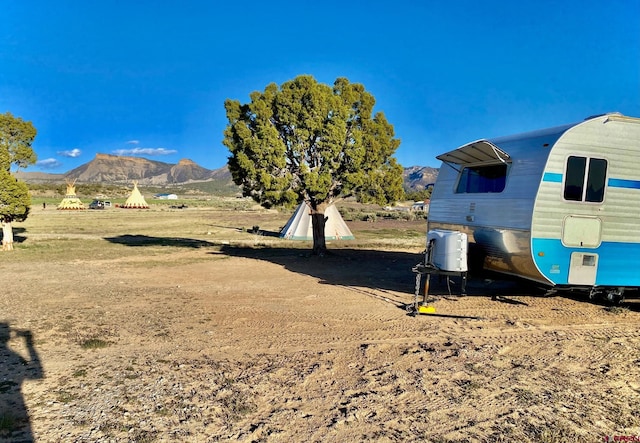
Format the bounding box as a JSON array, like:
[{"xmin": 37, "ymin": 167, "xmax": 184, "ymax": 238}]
[{"xmin": 436, "ymin": 140, "xmax": 511, "ymax": 165}]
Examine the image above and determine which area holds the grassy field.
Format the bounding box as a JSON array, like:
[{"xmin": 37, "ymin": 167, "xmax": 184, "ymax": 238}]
[{"xmin": 8, "ymin": 198, "xmax": 427, "ymax": 263}]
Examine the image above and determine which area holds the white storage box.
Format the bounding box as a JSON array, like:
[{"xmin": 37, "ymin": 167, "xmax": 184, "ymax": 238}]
[{"xmin": 427, "ymin": 230, "xmax": 468, "ymax": 272}]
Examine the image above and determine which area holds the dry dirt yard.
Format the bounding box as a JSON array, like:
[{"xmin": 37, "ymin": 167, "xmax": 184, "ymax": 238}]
[{"xmin": 1, "ymin": 204, "xmax": 640, "ymax": 442}]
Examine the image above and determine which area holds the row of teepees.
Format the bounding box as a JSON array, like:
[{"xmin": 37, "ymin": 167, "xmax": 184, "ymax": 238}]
[
  {"xmin": 54, "ymin": 180, "xmax": 354, "ymax": 241},
  {"xmin": 57, "ymin": 180, "xmax": 149, "ymax": 210}
]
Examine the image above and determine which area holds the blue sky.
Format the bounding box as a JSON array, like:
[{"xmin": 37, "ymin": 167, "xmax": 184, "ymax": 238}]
[{"xmin": 2, "ymin": 1, "xmax": 639, "ymax": 172}]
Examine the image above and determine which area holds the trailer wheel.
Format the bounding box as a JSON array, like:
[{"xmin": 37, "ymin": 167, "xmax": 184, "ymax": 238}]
[
  {"xmin": 590, "ymin": 287, "xmax": 625, "ymax": 304},
  {"xmin": 606, "ymin": 288, "xmax": 625, "ymax": 304}
]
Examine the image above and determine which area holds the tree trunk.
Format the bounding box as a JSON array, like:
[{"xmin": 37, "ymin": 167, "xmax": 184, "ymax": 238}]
[
  {"xmin": 2, "ymin": 221, "xmax": 14, "ymax": 251},
  {"xmin": 310, "ymin": 203, "xmax": 329, "ymax": 256}
]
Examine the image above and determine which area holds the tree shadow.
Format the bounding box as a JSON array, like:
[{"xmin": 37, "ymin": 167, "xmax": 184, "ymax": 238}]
[
  {"xmin": 102, "ymin": 235, "xmax": 639, "ymax": 310},
  {"xmin": 218, "ymin": 245, "xmax": 436, "ymax": 295},
  {"xmin": 0, "ymin": 322, "xmax": 43, "ymax": 442},
  {"xmin": 208, "ymin": 225, "xmax": 282, "ymax": 238},
  {"xmin": 98, "ymin": 235, "xmax": 546, "ymax": 297},
  {"xmin": 104, "ymin": 235, "xmax": 219, "ymax": 248},
  {"xmin": 0, "ymin": 227, "xmax": 27, "ymax": 244},
  {"xmin": 103, "ymin": 234, "xmax": 422, "ymax": 294}
]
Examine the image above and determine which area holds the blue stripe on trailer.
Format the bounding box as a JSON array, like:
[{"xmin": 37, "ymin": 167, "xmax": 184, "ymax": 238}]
[
  {"xmin": 542, "ymin": 175, "xmax": 640, "ymax": 189},
  {"xmin": 532, "ymin": 238, "xmax": 640, "ymax": 286},
  {"xmin": 608, "ymin": 178, "xmax": 640, "ymax": 189},
  {"xmin": 542, "ymin": 172, "xmax": 563, "ymax": 183}
]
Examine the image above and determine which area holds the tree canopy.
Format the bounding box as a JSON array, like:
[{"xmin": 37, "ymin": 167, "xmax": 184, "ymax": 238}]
[
  {"xmin": 223, "ymin": 75, "xmax": 404, "ymax": 253},
  {"xmin": 223, "ymin": 75, "xmax": 404, "ymax": 211},
  {"xmin": 0, "ymin": 112, "xmax": 37, "ymax": 250},
  {"xmin": 0, "ymin": 169, "xmax": 31, "ymax": 223},
  {"xmin": 0, "ymin": 112, "xmax": 37, "ymax": 172}
]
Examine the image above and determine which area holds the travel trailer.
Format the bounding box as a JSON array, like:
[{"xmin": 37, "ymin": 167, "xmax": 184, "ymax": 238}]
[{"xmin": 426, "ymin": 113, "xmax": 640, "ymax": 301}]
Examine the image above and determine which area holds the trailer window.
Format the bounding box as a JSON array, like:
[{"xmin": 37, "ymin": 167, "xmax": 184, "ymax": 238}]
[
  {"xmin": 456, "ymin": 163, "xmax": 507, "ymax": 193},
  {"xmin": 564, "ymin": 156, "xmax": 607, "ymax": 202}
]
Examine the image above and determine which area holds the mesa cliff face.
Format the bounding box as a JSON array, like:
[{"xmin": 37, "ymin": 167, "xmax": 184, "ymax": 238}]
[
  {"xmin": 65, "ymin": 154, "xmax": 217, "ymax": 185},
  {"xmin": 17, "ymin": 154, "xmax": 438, "ymax": 193},
  {"xmin": 167, "ymin": 159, "xmax": 215, "ymax": 183},
  {"xmin": 65, "ymin": 153, "xmax": 170, "ymax": 183}
]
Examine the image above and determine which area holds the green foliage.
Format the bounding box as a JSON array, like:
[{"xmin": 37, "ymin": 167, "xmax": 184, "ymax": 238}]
[
  {"xmin": 0, "ymin": 169, "xmax": 31, "ymax": 223},
  {"xmin": 28, "ymin": 182, "xmax": 141, "ymax": 198},
  {"xmin": 405, "ymin": 188, "xmax": 432, "ymax": 202},
  {"xmin": 172, "ymin": 180, "xmax": 240, "ymax": 196},
  {"xmin": 0, "ymin": 112, "xmax": 37, "ymax": 171},
  {"xmin": 223, "ymin": 75, "xmax": 404, "ymax": 210},
  {"xmin": 0, "ymin": 412, "xmax": 16, "ymax": 433},
  {"xmin": 80, "ymin": 338, "xmax": 110, "ymax": 349},
  {"xmin": 339, "ymin": 206, "xmax": 427, "ymax": 222},
  {"xmin": 0, "ymin": 112, "xmax": 37, "ymax": 224}
]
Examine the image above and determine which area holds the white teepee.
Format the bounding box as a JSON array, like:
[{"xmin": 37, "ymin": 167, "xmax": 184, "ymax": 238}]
[
  {"xmin": 57, "ymin": 179, "xmax": 85, "ymax": 210},
  {"xmin": 280, "ymin": 202, "xmax": 354, "ymax": 240},
  {"xmin": 121, "ymin": 181, "xmax": 149, "ymax": 209}
]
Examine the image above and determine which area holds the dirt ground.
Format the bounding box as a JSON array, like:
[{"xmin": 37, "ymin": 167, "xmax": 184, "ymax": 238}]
[{"xmin": 2, "ymin": 207, "xmax": 640, "ymax": 442}]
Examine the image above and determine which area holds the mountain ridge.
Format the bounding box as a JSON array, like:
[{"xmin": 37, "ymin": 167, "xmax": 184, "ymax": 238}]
[{"xmin": 16, "ymin": 154, "xmax": 438, "ymax": 192}]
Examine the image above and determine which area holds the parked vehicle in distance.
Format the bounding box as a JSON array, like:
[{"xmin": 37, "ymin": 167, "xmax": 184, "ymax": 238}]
[{"xmin": 88, "ymin": 200, "xmax": 110, "ymax": 209}]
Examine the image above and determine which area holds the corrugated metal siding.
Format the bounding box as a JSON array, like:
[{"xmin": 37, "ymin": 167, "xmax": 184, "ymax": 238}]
[
  {"xmin": 532, "ymin": 116, "xmax": 640, "ymax": 244},
  {"xmin": 430, "ymin": 114, "xmax": 640, "ymax": 287},
  {"xmin": 430, "ymin": 128, "xmax": 567, "ymax": 231}
]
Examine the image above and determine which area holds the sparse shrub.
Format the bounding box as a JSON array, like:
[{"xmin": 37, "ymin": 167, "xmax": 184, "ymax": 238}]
[
  {"xmin": 72, "ymin": 369, "xmax": 87, "ymax": 378},
  {"xmin": 355, "ymin": 212, "xmax": 377, "ymax": 222},
  {"xmin": 219, "ymin": 390, "xmax": 257, "ymax": 423},
  {"xmin": 56, "ymin": 390, "xmax": 78, "ymax": 403},
  {"xmin": 605, "ymin": 305, "xmax": 629, "ymax": 315},
  {"xmin": 0, "ymin": 413, "xmax": 16, "ymax": 433},
  {"xmin": 80, "ymin": 338, "xmax": 109, "ymax": 349}
]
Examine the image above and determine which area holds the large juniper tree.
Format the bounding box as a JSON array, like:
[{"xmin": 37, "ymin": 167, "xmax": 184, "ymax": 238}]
[
  {"xmin": 223, "ymin": 75, "xmax": 404, "ymax": 254},
  {"xmin": 0, "ymin": 112, "xmax": 37, "ymax": 251}
]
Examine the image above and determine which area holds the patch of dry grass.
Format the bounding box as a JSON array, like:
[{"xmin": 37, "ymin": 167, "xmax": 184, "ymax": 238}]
[{"xmin": 5, "ymin": 202, "xmax": 426, "ymax": 265}]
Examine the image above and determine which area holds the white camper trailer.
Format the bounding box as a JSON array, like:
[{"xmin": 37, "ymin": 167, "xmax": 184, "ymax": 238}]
[{"xmin": 427, "ymin": 113, "xmax": 640, "ymax": 301}]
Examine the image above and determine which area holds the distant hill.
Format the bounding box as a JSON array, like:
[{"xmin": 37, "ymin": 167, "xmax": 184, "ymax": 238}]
[
  {"xmin": 63, "ymin": 153, "xmax": 218, "ymax": 185},
  {"xmin": 13, "ymin": 171, "xmax": 66, "ymax": 183},
  {"xmin": 16, "ymin": 154, "xmax": 438, "ymax": 193},
  {"xmin": 403, "ymin": 166, "xmax": 439, "ymax": 191},
  {"xmin": 16, "ymin": 153, "xmax": 231, "ymax": 186}
]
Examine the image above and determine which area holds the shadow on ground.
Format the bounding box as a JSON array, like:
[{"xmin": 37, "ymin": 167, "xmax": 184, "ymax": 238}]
[
  {"xmin": 0, "ymin": 322, "xmax": 43, "ymax": 442},
  {"xmin": 102, "ymin": 235, "xmax": 639, "ymax": 310},
  {"xmin": 0, "ymin": 227, "xmax": 27, "ymax": 244},
  {"xmin": 104, "ymin": 234, "xmax": 218, "ymax": 248},
  {"xmin": 219, "ymin": 245, "xmax": 424, "ymax": 294}
]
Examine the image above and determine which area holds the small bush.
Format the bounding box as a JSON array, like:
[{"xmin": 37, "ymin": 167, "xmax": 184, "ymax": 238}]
[
  {"xmin": 72, "ymin": 369, "xmax": 87, "ymax": 378},
  {"xmin": 0, "ymin": 413, "xmax": 16, "ymax": 433},
  {"xmin": 80, "ymin": 338, "xmax": 110, "ymax": 349},
  {"xmin": 56, "ymin": 390, "xmax": 79, "ymax": 403}
]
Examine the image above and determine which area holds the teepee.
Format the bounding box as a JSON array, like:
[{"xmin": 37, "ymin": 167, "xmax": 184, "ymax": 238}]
[
  {"xmin": 57, "ymin": 179, "xmax": 85, "ymax": 210},
  {"xmin": 121, "ymin": 181, "xmax": 149, "ymax": 209},
  {"xmin": 280, "ymin": 202, "xmax": 354, "ymax": 240}
]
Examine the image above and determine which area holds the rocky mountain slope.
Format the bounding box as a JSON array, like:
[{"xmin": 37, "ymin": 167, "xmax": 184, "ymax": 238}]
[
  {"xmin": 62, "ymin": 154, "xmax": 216, "ymax": 185},
  {"xmin": 403, "ymin": 165, "xmax": 439, "ymax": 191},
  {"xmin": 16, "ymin": 154, "xmax": 438, "ymax": 192}
]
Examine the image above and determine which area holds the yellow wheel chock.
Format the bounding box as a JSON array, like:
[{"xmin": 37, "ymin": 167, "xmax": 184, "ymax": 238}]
[{"xmin": 417, "ymin": 304, "xmax": 436, "ymax": 314}]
